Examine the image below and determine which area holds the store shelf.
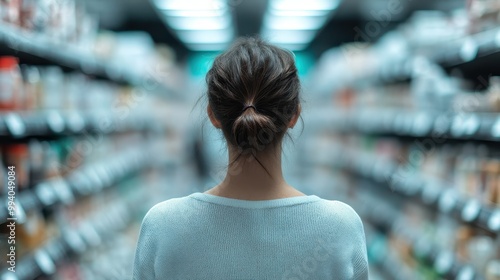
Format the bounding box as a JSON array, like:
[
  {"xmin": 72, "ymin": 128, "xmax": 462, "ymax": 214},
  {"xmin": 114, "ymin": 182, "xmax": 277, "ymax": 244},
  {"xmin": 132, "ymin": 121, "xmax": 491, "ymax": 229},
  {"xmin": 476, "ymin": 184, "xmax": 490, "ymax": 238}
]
[
  {"xmin": 329, "ymin": 109, "xmax": 500, "ymax": 142},
  {"xmin": 0, "ymin": 111, "xmax": 163, "ymax": 139},
  {"xmin": 423, "ymin": 27, "xmax": 500, "ymax": 68},
  {"xmin": 0, "ymin": 195, "xmax": 137, "ymax": 280},
  {"xmin": 0, "ymin": 24, "xmax": 176, "ymax": 96},
  {"xmin": 364, "ymin": 226, "xmax": 424, "ymax": 280},
  {"xmin": 357, "ymin": 199, "xmax": 482, "ymax": 280},
  {"xmin": 321, "ymin": 147, "xmax": 500, "ymax": 235},
  {"xmin": 0, "ymin": 143, "xmax": 163, "ymax": 224}
]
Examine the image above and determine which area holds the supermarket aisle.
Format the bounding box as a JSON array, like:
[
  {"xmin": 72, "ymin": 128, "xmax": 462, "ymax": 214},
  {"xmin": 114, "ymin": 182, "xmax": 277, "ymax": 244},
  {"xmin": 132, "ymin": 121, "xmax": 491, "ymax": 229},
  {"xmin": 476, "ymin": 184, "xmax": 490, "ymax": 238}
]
[{"xmin": 1, "ymin": 0, "xmax": 500, "ymax": 279}]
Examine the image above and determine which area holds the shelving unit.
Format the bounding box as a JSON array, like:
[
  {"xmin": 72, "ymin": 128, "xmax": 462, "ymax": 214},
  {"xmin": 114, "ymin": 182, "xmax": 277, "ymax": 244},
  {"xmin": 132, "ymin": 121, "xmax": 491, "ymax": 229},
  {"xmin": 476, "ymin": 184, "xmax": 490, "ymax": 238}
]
[
  {"xmin": 311, "ymin": 145, "xmax": 500, "ymax": 235},
  {"xmin": 356, "ymin": 198, "xmax": 482, "ymax": 280},
  {"xmin": 422, "ymin": 26, "xmax": 500, "ymax": 68},
  {"xmin": 0, "ymin": 145, "xmax": 151, "ymax": 223},
  {"xmin": 0, "ymin": 24, "xmax": 176, "ymax": 96},
  {"xmin": 0, "ymin": 111, "xmax": 165, "ymax": 139},
  {"xmin": 328, "ymin": 109, "xmax": 500, "ymax": 142},
  {"xmin": 0, "ymin": 190, "xmax": 142, "ymax": 280},
  {"xmin": 0, "ymin": 10, "xmax": 184, "ymax": 279}
]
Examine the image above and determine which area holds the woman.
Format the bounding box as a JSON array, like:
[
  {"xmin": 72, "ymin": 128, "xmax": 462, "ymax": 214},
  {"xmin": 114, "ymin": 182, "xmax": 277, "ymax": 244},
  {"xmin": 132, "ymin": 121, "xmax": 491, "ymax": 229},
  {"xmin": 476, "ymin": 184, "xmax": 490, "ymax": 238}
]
[{"xmin": 133, "ymin": 37, "xmax": 369, "ymax": 280}]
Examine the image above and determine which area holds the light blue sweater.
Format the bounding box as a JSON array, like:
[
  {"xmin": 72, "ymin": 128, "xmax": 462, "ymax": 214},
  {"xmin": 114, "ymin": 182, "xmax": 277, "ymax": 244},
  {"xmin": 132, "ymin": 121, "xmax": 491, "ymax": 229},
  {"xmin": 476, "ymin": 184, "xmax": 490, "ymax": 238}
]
[{"xmin": 133, "ymin": 193, "xmax": 369, "ymax": 280}]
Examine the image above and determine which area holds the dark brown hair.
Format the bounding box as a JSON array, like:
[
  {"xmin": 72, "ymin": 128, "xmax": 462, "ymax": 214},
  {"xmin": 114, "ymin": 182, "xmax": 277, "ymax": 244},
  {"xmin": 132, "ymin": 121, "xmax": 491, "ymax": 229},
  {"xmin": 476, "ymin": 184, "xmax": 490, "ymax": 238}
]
[{"xmin": 206, "ymin": 37, "xmax": 301, "ymax": 168}]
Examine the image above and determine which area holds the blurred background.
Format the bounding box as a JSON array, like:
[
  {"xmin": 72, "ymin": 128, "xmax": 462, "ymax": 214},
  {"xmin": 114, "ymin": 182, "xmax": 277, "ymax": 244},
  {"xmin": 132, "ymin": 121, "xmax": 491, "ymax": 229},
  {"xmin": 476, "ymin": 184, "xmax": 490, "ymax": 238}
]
[{"xmin": 1, "ymin": 0, "xmax": 500, "ymax": 279}]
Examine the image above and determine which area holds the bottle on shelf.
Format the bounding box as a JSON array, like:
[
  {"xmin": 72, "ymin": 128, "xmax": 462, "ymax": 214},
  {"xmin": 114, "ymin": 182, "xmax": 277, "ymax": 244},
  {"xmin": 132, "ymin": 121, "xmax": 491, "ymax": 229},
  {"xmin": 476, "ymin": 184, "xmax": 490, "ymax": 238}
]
[{"xmin": 0, "ymin": 56, "xmax": 23, "ymax": 111}]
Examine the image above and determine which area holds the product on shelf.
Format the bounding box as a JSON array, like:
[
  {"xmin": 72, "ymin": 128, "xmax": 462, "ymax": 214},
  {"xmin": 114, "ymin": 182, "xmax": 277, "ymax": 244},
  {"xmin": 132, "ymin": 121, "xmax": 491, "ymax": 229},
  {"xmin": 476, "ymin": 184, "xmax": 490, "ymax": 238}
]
[
  {"xmin": 468, "ymin": 0, "xmax": 500, "ymax": 32},
  {"xmin": 3, "ymin": 144, "xmax": 30, "ymax": 191},
  {"xmin": 1, "ymin": 0, "xmax": 21, "ymax": 24},
  {"xmin": 486, "ymin": 259, "xmax": 500, "ymax": 280},
  {"xmin": 0, "ymin": 56, "xmax": 23, "ymax": 111}
]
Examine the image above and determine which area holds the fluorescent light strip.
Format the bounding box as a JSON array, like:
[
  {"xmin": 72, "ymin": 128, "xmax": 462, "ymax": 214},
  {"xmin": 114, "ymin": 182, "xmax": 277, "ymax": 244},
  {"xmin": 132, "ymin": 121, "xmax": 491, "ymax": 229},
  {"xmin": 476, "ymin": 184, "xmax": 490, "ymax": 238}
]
[
  {"xmin": 263, "ymin": 30, "xmax": 316, "ymax": 44},
  {"xmin": 271, "ymin": 0, "xmax": 340, "ymax": 11},
  {"xmin": 162, "ymin": 9, "xmax": 227, "ymax": 17},
  {"xmin": 166, "ymin": 15, "xmax": 231, "ymax": 30},
  {"xmin": 264, "ymin": 15, "xmax": 328, "ymax": 30},
  {"xmin": 154, "ymin": 0, "xmax": 226, "ymax": 11},
  {"xmin": 177, "ymin": 29, "xmax": 234, "ymax": 44},
  {"xmin": 269, "ymin": 9, "xmax": 331, "ymax": 17}
]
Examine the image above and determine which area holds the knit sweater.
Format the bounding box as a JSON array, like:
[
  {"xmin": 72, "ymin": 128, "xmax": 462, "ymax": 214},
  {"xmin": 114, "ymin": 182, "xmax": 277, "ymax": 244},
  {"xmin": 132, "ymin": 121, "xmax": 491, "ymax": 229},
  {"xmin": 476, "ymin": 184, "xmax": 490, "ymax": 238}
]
[{"xmin": 133, "ymin": 193, "xmax": 369, "ymax": 280}]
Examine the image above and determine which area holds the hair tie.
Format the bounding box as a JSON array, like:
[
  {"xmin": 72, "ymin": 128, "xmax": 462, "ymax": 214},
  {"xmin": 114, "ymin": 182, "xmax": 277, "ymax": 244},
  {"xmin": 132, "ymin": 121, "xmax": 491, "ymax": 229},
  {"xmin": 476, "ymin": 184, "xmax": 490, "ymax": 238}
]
[{"xmin": 243, "ymin": 105, "xmax": 256, "ymax": 112}]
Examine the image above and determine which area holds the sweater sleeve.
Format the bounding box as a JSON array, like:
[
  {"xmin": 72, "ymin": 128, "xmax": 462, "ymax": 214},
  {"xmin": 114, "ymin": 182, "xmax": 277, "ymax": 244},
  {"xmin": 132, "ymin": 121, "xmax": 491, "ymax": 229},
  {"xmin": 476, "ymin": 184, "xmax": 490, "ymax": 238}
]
[
  {"xmin": 133, "ymin": 207, "xmax": 160, "ymax": 280},
  {"xmin": 348, "ymin": 205, "xmax": 369, "ymax": 280},
  {"xmin": 331, "ymin": 201, "xmax": 369, "ymax": 280},
  {"xmin": 352, "ymin": 223, "xmax": 369, "ymax": 280}
]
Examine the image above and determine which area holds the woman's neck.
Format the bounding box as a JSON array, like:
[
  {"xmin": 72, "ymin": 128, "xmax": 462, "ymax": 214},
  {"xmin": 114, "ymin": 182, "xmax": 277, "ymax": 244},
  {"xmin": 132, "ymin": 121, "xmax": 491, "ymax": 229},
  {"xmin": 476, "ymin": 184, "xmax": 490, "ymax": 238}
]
[{"xmin": 205, "ymin": 147, "xmax": 305, "ymax": 200}]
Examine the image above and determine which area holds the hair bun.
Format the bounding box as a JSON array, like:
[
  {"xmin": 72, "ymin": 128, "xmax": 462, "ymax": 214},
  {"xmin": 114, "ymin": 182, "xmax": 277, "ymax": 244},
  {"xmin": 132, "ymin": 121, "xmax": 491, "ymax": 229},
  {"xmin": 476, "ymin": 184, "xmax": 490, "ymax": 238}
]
[{"xmin": 232, "ymin": 106, "xmax": 277, "ymax": 153}]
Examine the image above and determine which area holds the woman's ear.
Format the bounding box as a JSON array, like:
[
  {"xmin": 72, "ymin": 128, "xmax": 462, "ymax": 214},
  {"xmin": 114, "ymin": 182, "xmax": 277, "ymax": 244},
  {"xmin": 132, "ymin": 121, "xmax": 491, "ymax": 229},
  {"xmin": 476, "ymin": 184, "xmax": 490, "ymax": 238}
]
[
  {"xmin": 207, "ymin": 105, "xmax": 222, "ymax": 129},
  {"xmin": 288, "ymin": 104, "xmax": 301, "ymax": 129}
]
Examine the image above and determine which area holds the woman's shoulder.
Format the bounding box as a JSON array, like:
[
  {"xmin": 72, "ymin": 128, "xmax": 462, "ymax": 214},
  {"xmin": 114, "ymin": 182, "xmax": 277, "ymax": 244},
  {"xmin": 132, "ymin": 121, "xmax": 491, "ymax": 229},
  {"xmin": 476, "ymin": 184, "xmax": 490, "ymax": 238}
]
[
  {"xmin": 140, "ymin": 196, "xmax": 193, "ymax": 228},
  {"xmin": 315, "ymin": 199, "xmax": 364, "ymax": 232}
]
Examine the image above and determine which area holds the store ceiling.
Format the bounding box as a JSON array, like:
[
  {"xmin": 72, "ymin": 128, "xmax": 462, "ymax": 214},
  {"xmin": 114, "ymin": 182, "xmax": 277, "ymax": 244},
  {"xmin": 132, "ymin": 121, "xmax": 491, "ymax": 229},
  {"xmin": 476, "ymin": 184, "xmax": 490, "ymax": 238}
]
[{"xmin": 84, "ymin": 0, "xmax": 466, "ymax": 59}]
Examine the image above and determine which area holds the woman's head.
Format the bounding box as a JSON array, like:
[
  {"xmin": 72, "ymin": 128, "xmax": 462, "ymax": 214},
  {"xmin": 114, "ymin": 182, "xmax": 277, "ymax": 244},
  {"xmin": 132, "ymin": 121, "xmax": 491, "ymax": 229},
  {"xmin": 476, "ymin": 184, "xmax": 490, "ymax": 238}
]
[{"xmin": 206, "ymin": 37, "xmax": 301, "ymax": 161}]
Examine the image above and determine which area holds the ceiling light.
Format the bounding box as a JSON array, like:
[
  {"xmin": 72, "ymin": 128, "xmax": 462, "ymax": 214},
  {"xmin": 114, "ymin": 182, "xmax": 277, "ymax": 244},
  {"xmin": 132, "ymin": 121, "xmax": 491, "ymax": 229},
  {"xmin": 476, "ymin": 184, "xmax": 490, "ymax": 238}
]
[
  {"xmin": 162, "ymin": 9, "xmax": 227, "ymax": 17},
  {"xmin": 264, "ymin": 15, "xmax": 328, "ymax": 30},
  {"xmin": 166, "ymin": 16, "xmax": 231, "ymax": 30},
  {"xmin": 271, "ymin": 0, "xmax": 340, "ymax": 11},
  {"xmin": 269, "ymin": 9, "xmax": 331, "ymax": 17},
  {"xmin": 177, "ymin": 29, "xmax": 234, "ymax": 44},
  {"xmin": 263, "ymin": 30, "xmax": 316, "ymax": 44},
  {"xmin": 154, "ymin": 0, "xmax": 226, "ymax": 11}
]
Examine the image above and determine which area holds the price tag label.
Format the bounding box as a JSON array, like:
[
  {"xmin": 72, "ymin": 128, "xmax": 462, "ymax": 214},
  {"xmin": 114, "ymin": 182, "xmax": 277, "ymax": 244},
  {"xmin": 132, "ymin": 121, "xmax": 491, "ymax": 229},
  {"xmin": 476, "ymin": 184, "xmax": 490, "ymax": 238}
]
[
  {"xmin": 451, "ymin": 114, "xmax": 480, "ymax": 137},
  {"xmin": 0, "ymin": 271, "xmax": 19, "ymax": 280},
  {"xmin": 79, "ymin": 222, "xmax": 101, "ymax": 247},
  {"xmin": 12, "ymin": 198, "xmax": 26, "ymax": 224},
  {"xmin": 456, "ymin": 265, "xmax": 475, "ymax": 280},
  {"xmin": 438, "ymin": 189, "xmax": 457, "ymax": 213},
  {"xmin": 63, "ymin": 229, "xmax": 86, "ymax": 254},
  {"xmin": 460, "ymin": 38, "xmax": 478, "ymax": 62},
  {"xmin": 52, "ymin": 179, "xmax": 75, "ymax": 205},
  {"xmin": 492, "ymin": 117, "xmax": 500, "ymax": 138},
  {"xmin": 46, "ymin": 111, "xmax": 65, "ymax": 133},
  {"xmin": 34, "ymin": 183, "xmax": 58, "ymax": 206},
  {"xmin": 34, "ymin": 249, "xmax": 56, "ymax": 275},
  {"xmin": 67, "ymin": 112, "xmax": 85, "ymax": 133},
  {"xmin": 84, "ymin": 168, "xmax": 103, "ymax": 191},
  {"xmin": 463, "ymin": 115, "xmax": 480, "ymax": 136},
  {"xmin": 487, "ymin": 209, "xmax": 500, "ymax": 232},
  {"xmin": 496, "ymin": 30, "xmax": 500, "ymax": 47},
  {"xmin": 412, "ymin": 113, "xmax": 432, "ymax": 136},
  {"xmin": 434, "ymin": 251, "xmax": 453, "ymax": 275},
  {"xmin": 4, "ymin": 113, "xmax": 26, "ymax": 137},
  {"xmin": 461, "ymin": 199, "xmax": 481, "ymax": 222}
]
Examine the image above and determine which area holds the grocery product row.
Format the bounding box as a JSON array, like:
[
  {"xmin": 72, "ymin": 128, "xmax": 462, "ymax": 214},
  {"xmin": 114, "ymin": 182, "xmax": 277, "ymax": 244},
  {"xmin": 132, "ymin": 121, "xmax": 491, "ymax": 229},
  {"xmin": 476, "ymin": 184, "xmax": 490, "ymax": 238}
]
[
  {"xmin": 0, "ymin": 134, "xmax": 180, "ymax": 279},
  {"xmin": 312, "ymin": 4, "xmax": 500, "ymax": 93},
  {"xmin": 0, "ymin": 136, "xmax": 174, "ymax": 223},
  {"xmin": 328, "ymin": 109, "xmax": 500, "ymax": 142},
  {"xmin": 0, "ymin": 56, "xmax": 152, "ymax": 112},
  {"xmin": 0, "ymin": 1, "xmax": 180, "ymax": 93},
  {"xmin": 302, "ymin": 130, "xmax": 500, "ymax": 279}
]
